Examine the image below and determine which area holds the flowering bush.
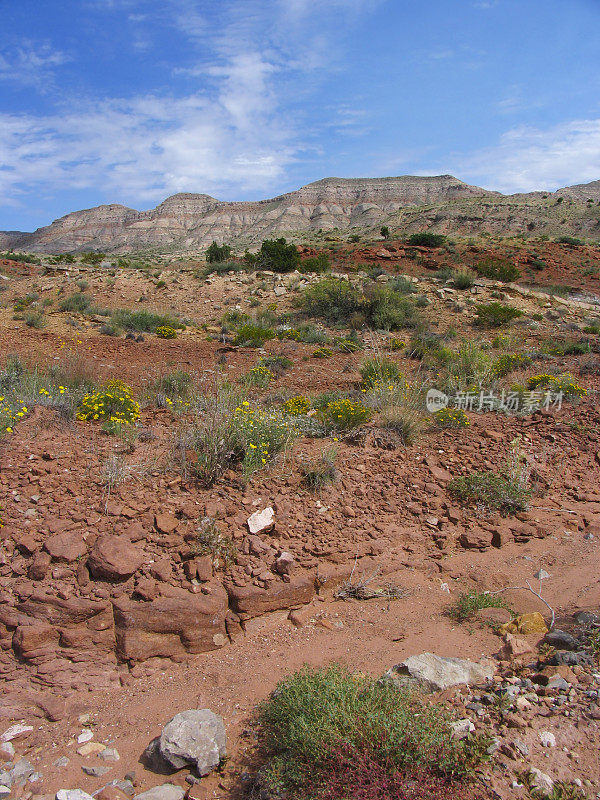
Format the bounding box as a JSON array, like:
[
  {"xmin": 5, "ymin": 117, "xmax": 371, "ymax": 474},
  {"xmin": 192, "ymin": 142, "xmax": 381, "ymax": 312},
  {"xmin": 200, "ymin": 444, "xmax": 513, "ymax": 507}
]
[
  {"xmin": 318, "ymin": 399, "xmax": 371, "ymax": 431},
  {"xmin": 433, "ymin": 408, "xmax": 470, "ymax": 428},
  {"xmin": 312, "ymin": 347, "xmax": 333, "ymax": 358},
  {"xmin": 77, "ymin": 379, "xmax": 140, "ymax": 427},
  {"xmin": 283, "ymin": 395, "xmax": 311, "ymax": 415},
  {"xmin": 360, "ymin": 357, "xmax": 402, "ymax": 388},
  {"xmin": 244, "ymin": 365, "xmax": 275, "ymax": 387},
  {"xmin": 156, "ymin": 325, "xmax": 177, "ymax": 339},
  {"xmin": 527, "ymin": 373, "xmax": 587, "ymax": 399},
  {"xmin": 336, "ymin": 338, "xmax": 361, "ymax": 353},
  {"xmin": 491, "ymin": 353, "xmax": 531, "ymax": 378},
  {"xmin": 0, "ymin": 395, "xmax": 28, "ymax": 434},
  {"xmin": 232, "ymin": 401, "xmax": 296, "ymax": 476},
  {"xmin": 233, "ymin": 323, "xmax": 275, "ymax": 347}
]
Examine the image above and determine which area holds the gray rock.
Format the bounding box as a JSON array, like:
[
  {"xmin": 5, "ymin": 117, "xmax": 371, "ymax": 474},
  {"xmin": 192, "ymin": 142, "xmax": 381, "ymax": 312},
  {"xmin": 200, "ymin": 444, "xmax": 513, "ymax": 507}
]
[
  {"xmin": 544, "ymin": 630, "xmax": 579, "ymax": 651},
  {"xmin": 11, "ymin": 759, "xmax": 35, "ymax": 786},
  {"xmin": 56, "ymin": 791, "xmax": 95, "ymax": 800},
  {"xmin": 0, "ymin": 772, "xmax": 12, "ymax": 788},
  {"xmin": 98, "ymin": 748, "xmax": 120, "ymax": 762},
  {"xmin": 81, "ymin": 766, "xmax": 111, "ymax": 778},
  {"xmin": 110, "ymin": 780, "xmax": 135, "ymax": 797},
  {"xmin": 546, "ymin": 676, "xmax": 570, "ymax": 691},
  {"xmin": 385, "ymin": 653, "xmax": 495, "ymax": 692},
  {"xmin": 158, "ymin": 710, "xmax": 226, "ymax": 777},
  {"xmin": 528, "ymin": 768, "xmax": 554, "ymax": 797},
  {"xmin": 547, "ymin": 650, "xmax": 592, "ymax": 667},
  {"xmin": 133, "ymin": 785, "xmax": 185, "ymax": 800},
  {"xmin": 54, "ymin": 758, "xmax": 70, "ymax": 768},
  {"xmin": 142, "ymin": 738, "xmax": 175, "ymax": 775}
]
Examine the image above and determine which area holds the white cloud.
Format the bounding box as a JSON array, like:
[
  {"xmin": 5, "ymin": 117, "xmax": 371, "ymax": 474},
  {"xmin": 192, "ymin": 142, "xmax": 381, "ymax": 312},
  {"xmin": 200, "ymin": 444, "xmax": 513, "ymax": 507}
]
[
  {"xmin": 458, "ymin": 118, "xmax": 600, "ymax": 192},
  {"xmin": 0, "ymin": 89, "xmax": 296, "ymax": 207},
  {"xmin": 0, "ymin": 40, "xmax": 71, "ymax": 87}
]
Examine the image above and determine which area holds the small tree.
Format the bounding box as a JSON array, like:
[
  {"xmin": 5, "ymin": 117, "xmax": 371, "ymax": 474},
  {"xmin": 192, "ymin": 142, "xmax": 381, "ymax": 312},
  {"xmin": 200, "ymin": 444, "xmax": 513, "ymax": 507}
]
[
  {"xmin": 256, "ymin": 238, "xmax": 300, "ymax": 273},
  {"xmin": 380, "ymin": 226, "xmax": 390, "ymax": 239},
  {"xmin": 206, "ymin": 241, "xmax": 232, "ymax": 263},
  {"xmin": 407, "ymin": 232, "xmax": 446, "ymax": 248}
]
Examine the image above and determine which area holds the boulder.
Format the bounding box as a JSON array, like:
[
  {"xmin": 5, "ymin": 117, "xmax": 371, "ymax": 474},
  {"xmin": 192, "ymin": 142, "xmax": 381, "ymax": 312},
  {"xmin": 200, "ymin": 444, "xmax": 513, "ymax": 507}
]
[
  {"xmin": 158, "ymin": 709, "xmax": 226, "ymax": 776},
  {"xmin": 56, "ymin": 791, "xmax": 95, "ymax": 800},
  {"xmin": 385, "ymin": 652, "xmax": 495, "ymax": 692},
  {"xmin": 113, "ymin": 585, "xmax": 228, "ymax": 661},
  {"xmin": 88, "ymin": 536, "xmax": 144, "ymax": 581},
  {"xmin": 528, "ymin": 768, "xmax": 554, "ymax": 797}
]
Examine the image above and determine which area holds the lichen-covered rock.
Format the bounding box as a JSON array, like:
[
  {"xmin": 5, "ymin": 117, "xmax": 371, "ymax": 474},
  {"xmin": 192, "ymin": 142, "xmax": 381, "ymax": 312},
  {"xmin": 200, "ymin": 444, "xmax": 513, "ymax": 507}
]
[{"xmin": 158, "ymin": 710, "xmax": 226, "ymax": 776}]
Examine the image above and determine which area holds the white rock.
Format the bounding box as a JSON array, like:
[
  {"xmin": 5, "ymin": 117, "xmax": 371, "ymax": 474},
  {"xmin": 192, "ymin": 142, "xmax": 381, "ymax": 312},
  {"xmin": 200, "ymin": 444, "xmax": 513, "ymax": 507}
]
[
  {"xmin": 1, "ymin": 725, "xmax": 33, "ymax": 743},
  {"xmin": 539, "ymin": 731, "xmax": 556, "ymax": 748},
  {"xmin": 77, "ymin": 730, "xmax": 93, "ymax": 744},
  {"xmin": 450, "ymin": 719, "xmax": 475, "ymax": 739},
  {"xmin": 56, "ymin": 790, "xmax": 95, "ymax": 800},
  {"xmin": 528, "ymin": 768, "xmax": 554, "ymax": 796},
  {"xmin": 385, "ymin": 653, "xmax": 495, "ymax": 692},
  {"xmin": 247, "ymin": 507, "xmax": 275, "ymax": 535}
]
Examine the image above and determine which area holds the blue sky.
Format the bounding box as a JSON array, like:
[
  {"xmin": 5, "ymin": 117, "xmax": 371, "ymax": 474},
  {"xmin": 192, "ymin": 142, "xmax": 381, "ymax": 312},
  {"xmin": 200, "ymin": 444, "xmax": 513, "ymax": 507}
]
[{"xmin": 1, "ymin": 0, "xmax": 599, "ymax": 231}]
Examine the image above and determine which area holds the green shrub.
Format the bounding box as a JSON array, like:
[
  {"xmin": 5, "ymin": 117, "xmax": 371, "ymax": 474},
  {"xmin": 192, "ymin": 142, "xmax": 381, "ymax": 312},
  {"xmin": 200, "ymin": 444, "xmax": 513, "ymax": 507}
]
[
  {"xmin": 81, "ymin": 251, "xmax": 105, "ymax": 265},
  {"xmin": 283, "ymin": 395, "xmax": 311, "ymax": 415},
  {"xmin": 242, "ymin": 365, "xmax": 275, "ymax": 387},
  {"xmin": 301, "ymin": 277, "xmax": 364, "ymax": 323},
  {"xmin": 473, "ymin": 258, "xmax": 520, "ymax": 282},
  {"xmin": 365, "ymin": 286, "xmax": 419, "ymax": 330},
  {"xmin": 556, "ymin": 235, "xmax": 584, "ymax": 246},
  {"xmin": 256, "ymin": 237, "xmax": 300, "ymax": 273},
  {"xmin": 407, "ymin": 232, "xmax": 446, "ymax": 247},
  {"xmin": 192, "ymin": 517, "xmax": 237, "ymax": 567},
  {"xmin": 491, "ymin": 353, "xmax": 532, "ymax": 378},
  {"xmin": 256, "ymin": 665, "xmax": 490, "ymax": 800},
  {"xmin": 299, "ymin": 253, "xmax": 330, "ymax": 274},
  {"xmin": 380, "ymin": 225, "xmax": 390, "ymax": 239},
  {"xmin": 381, "ymin": 403, "xmax": 424, "ymax": 444},
  {"xmin": 335, "ymin": 337, "xmax": 362, "ymax": 353},
  {"xmin": 202, "ymin": 260, "xmax": 241, "ymax": 277},
  {"xmin": 452, "ymin": 268, "xmax": 476, "ymax": 290},
  {"xmin": 449, "ymin": 591, "xmax": 512, "ymax": 623},
  {"xmin": 449, "ymin": 469, "xmax": 531, "ymax": 515},
  {"xmin": 99, "ymin": 322, "xmax": 122, "ymax": 336},
  {"xmin": 299, "ymin": 445, "xmax": 338, "ymax": 490},
  {"xmin": 111, "ymin": 308, "xmax": 184, "ymax": 333},
  {"xmin": 25, "ymin": 311, "xmax": 45, "ymax": 329},
  {"xmin": 474, "ymin": 302, "xmax": 523, "ymax": 328},
  {"xmin": 156, "ymin": 370, "xmax": 192, "ymax": 398},
  {"xmin": 205, "ymin": 241, "xmax": 232, "ymax": 263},
  {"xmin": 388, "ymin": 276, "xmax": 416, "ymax": 295},
  {"xmin": 277, "ymin": 324, "xmax": 329, "ymax": 344},
  {"xmin": 360, "ymin": 357, "xmax": 402, "ymax": 388},
  {"xmin": 233, "ymin": 323, "xmax": 275, "ymax": 347},
  {"xmin": 59, "ymin": 293, "xmax": 92, "ymax": 313}
]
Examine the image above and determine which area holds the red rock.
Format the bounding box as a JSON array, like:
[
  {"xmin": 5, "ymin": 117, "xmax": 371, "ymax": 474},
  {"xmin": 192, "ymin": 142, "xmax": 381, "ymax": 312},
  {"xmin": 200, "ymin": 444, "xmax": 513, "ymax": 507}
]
[
  {"xmin": 274, "ymin": 552, "xmax": 295, "ymax": 575},
  {"xmin": 154, "ymin": 512, "xmax": 178, "ymax": 534},
  {"xmin": 113, "ymin": 583, "xmax": 229, "ymax": 661},
  {"xmin": 96, "ymin": 787, "xmax": 130, "ymax": 800},
  {"xmin": 502, "ymin": 634, "xmax": 535, "ymax": 659},
  {"xmin": 88, "ymin": 535, "xmax": 143, "ymax": 581},
  {"xmin": 13, "ymin": 623, "xmax": 60, "ymax": 659},
  {"xmin": 44, "ymin": 531, "xmax": 87, "ymax": 562},
  {"xmin": 29, "ymin": 551, "xmax": 51, "ymax": 580},
  {"xmin": 150, "ymin": 559, "xmax": 172, "ymax": 581},
  {"xmin": 195, "ymin": 556, "xmax": 213, "ymax": 582},
  {"xmin": 226, "ymin": 573, "xmax": 315, "ymax": 618},
  {"xmin": 459, "ymin": 529, "xmax": 493, "ymax": 549}
]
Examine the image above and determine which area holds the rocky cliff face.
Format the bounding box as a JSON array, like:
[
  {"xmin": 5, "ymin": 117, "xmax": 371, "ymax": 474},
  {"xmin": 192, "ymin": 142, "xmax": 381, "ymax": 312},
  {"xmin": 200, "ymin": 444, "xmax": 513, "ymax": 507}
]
[{"xmin": 2, "ymin": 174, "xmax": 599, "ymax": 253}]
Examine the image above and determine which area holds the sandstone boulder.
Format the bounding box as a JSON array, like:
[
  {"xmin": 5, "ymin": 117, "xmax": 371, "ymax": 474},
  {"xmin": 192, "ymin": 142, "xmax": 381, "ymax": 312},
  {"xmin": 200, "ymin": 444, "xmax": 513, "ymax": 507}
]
[
  {"xmin": 113, "ymin": 585, "xmax": 228, "ymax": 662},
  {"xmin": 88, "ymin": 536, "xmax": 143, "ymax": 581},
  {"xmin": 226, "ymin": 573, "xmax": 315, "ymax": 618},
  {"xmin": 44, "ymin": 531, "xmax": 87, "ymax": 563}
]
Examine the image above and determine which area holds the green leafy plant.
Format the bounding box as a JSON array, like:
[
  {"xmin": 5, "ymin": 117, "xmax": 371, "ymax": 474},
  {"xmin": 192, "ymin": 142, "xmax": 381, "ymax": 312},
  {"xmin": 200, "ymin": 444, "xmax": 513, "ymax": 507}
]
[
  {"xmin": 318, "ymin": 398, "xmax": 371, "ymax": 431},
  {"xmin": 205, "ymin": 241, "xmax": 232, "ymax": 263},
  {"xmin": 407, "ymin": 232, "xmax": 446, "ymax": 247},
  {"xmin": 473, "ymin": 258, "xmax": 520, "ymax": 282},
  {"xmin": 256, "ymin": 237, "xmax": 300, "ymax": 273},
  {"xmin": 449, "ymin": 591, "xmax": 512, "ymax": 623},
  {"xmin": 233, "ymin": 323, "xmax": 275, "ymax": 347},
  {"xmin": 474, "ymin": 302, "xmax": 523, "ymax": 328}
]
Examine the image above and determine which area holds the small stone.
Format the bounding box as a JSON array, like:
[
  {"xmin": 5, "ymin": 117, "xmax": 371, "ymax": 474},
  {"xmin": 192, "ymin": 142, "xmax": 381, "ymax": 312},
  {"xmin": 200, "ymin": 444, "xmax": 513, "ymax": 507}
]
[
  {"xmin": 76, "ymin": 743, "xmax": 106, "ymax": 757},
  {"xmin": 77, "ymin": 730, "xmax": 93, "ymax": 744},
  {"xmin": 82, "ymin": 766, "xmax": 111, "ymax": 778},
  {"xmin": 247, "ymin": 507, "xmax": 275, "ymax": 535},
  {"xmin": 539, "ymin": 731, "xmax": 556, "ymax": 748},
  {"xmin": 98, "ymin": 748, "xmax": 120, "ymax": 762},
  {"xmin": 54, "ymin": 758, "xmax": 70, "ymax": 768},
  {"xmin": 449, "ymin": 719, "xmax": 475, "ymax": 739},
  {"xmin": 1, "ymin": 725, "xmax": 33, "ymax": 743}
]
